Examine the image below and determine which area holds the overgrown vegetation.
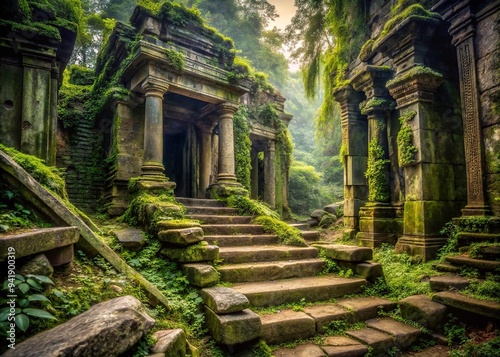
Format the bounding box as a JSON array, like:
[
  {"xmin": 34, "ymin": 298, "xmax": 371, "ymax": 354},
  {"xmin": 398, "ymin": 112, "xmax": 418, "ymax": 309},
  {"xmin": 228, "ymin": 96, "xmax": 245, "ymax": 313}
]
[
  {"xmin": 365, "ymin": 138, "xmax": 390, "ymax": 202},
  {"xmin": 397, "ymin": 110, "xmax": 418, "ymax": 166},
  {"xmin": 254, "ymin": 216, "xmax": 308, "ymax": 247}
]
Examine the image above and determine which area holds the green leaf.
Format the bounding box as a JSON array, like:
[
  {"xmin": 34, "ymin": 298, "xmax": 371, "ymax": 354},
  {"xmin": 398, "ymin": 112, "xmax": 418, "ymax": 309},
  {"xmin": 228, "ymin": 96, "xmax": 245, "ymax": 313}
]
[
  {"xmin": 28, "ymin": 294, "xmax": 50, "ymax": 303},
  {"xmin": 18, "ymin": 283, "xmax": 30, "ymax": 294},
  {"xmin": 26, "ymin": 278, "xmax": 43, "ymax": 291},
  {"xmin": 0, "ymin": 224, "xmax": 9, "ymax": 232},
  {"xmin": 18, "ymin": 298, "xmax": 29, "ymax": 307},
  {"xmin": 15, "ymin": 274, "xmax": 26, "ymax": 282},
  {"xmin": 15, "ymin": 314, "xmax": 30, "ymax": 332},
  {"xmin": 0, "ymin": 307, "xmax": 10, "ymax": 321},
  {"xmin": 27, "ymin": 275, "xmax": 54, "ymax": 285},
  {"xmin": 5, "ymin": 190, "xmax": 14, "ymax": 200},
  {"xmin": 51, "ymin": 289, "xmax": 65, "ymax": 298},
  {"xmin": 23, "ymin": 308, "xmax": 57, "ymax": 320}
]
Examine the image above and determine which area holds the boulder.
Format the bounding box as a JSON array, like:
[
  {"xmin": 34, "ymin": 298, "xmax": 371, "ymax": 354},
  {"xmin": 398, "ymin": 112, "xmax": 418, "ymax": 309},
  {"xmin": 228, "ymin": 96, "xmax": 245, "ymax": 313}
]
[
  {"xmin": 3, "ymin": 296, "xmax": 155, "ymax": 357},
  {"xmin": 18, "ymin": 254, "xmax": 54, "ymax": 277},
  {"xmin": 158, "ymin": 228, "xmax": 204, "ymax": 246},
  {"xmin": 310, "ymin": 209, "xmax": 328, "ymax": 220},
  {"xmin": 150, "ymin": 329, "xmax": 186, "ymax": 355},
  {"xmin": 113, "ymin": 228, "xmax": 145, "ymax": 251},
  {"xmin": 204, "ymin": 307, "xmax": 261, "ymax": 345},
  {"xmin": 399, "ymin": 295, "xmax": 447, "ymax": 329},
  {"xmin": 182, "ymin": 264, "xmax": 219, "ymax": 287},
  {"xmin": 324, "ymin": 203, "xmax": 341, "ymax": 216},
  {"xmin": 201, "ymin": 287, "xmax": 250, "ymax": 314}
]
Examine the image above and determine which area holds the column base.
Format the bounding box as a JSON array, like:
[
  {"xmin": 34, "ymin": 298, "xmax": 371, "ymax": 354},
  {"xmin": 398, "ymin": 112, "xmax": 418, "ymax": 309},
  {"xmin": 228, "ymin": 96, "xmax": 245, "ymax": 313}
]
[
  {"xmin": 395, "ymin": 236, "xmax": 448, "ymax": 262},
  {"xmin": 356, "ymin": 202, "xmax": 398, "ymax": 247},
  {"xmin": 461, "ymin": 204, "xmax": 491, "ymax": 217},
  {"xmin": 140, "ymin": 162, "xmax": 167, "ymax": 181},
  {"xmin": 206, "ymin": 182, "xmax": 247, "ymax": 199},
  {"xmin": 129, "ymin": 177, "xmax": 176, "ymax": 196}
]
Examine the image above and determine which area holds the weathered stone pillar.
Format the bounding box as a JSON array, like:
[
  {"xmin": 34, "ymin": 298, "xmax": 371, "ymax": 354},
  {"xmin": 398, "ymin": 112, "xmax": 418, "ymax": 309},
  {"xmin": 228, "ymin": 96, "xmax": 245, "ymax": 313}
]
[
  {"xmin": 250, "ymin": 147, "xmax": 259, "ymax": 200},
  {"xmin": 351, "ymin": 66, "xmax": 396, "ymax": 247},
  {"xmin": 140, "ymin": 77, "xmax": 170, "ymax": 181},
  {"xmin": 197, "ymin": 119, "xmax": 217, "ymax": 198},
  {"xmin": 439, "ymin": 1, "xmax": 491, "ymax": 216},
  {"xmin": 215, "ymin": 102, "xmax": 239, "ymax": 185},
  {"xmin": 264, "ymin": 140, "xmax": 276, "ymax": 209},
  {"xmin": 333, "ymin": 85, "xmax": 368, "ymax": 239}
]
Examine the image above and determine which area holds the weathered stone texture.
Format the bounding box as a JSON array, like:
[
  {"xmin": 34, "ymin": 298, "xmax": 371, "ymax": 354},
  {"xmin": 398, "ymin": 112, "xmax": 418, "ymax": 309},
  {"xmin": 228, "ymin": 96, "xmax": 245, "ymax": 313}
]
[
  {"xmin": 158, "ymin": 227, "xmax": 204, "ymax": 246},
  {"xmin": 200, "ymin": 287, "xmax": 250, "ymax": 314},
  {"xmin": 204, "ymin": 307, "xmax": 261, "ymax": 345},
  {"xmin": 399, "ymin": 294, "xmax": 447, "ymax": 329},
  {"xmin": 3, "ymin": 296, "xmax": 155, "ymax": 357},
  {"xmin": 18, "ymin": 254, "xmax": 54, "ymax": 277},
  {"xmin": 150, "ymin": 329, "xmax": 186, "ymax": 355},
  {"xmin": 114, "ymin": 228, "xmax": 145, "ymax": 250},
  {"xmin": 182, "ymin": 263, "xmax": 219, "ymax": 287}
]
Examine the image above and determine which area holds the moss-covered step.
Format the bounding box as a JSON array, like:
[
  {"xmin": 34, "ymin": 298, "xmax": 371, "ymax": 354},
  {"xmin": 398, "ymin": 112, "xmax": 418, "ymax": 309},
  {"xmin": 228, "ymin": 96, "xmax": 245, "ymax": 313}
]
[
  {"xmin": 456, "ymin": 232, "xmax": 500, "ymax": 246},
  {"xmin": 429, "ymin": 275, "xmax": 471, "ymax": 292},
  {"xmin": 204, "ymin": 234, "xmax": 278, "ymax": 247},
  {"xmin": 432, "ymin": 291, "xmax": 500, "ymax": 320},
  {"xmin": 201, "ymin": 224, "xmax": 266, "ymax": 235},
  {"xmin": 218, "ymin": 245, "xmax": 318, "ymax": 264},
  {"xmin": 232, "ymin": 276, "xmax": 366, "ymax": 307},
  {"xmin": 445, "ymin": 255, "xmax": 500, "ymax": 273},
  {"xmin": 217, "ymin": 259, "xmax": 326, "ymax": 283},
  {"xmin": 365, "ymin": 317, "xmax": 421, "ymax": 349},
  {"xmin": 313, "ymin": 244, "xmax": 373, "ymax": 261},
  {"xmin": 0, "ymin": 227, "xmax": 79, "ymax": 265},
  {"xmin": 175, "ymin": 197, "xmax": 226, "ymax": 207},
  {"xmin": 204, "ymin": 307, "xmax": 261, "ymax": 345},
  {"xmin": 260, "ymin": 309, "xmax": 316, "ymax": 344},
  {"xmin": 187, "ymin": 214, "xmax": 252, "ymax": 225},
  {"xmin": 184, "ymin": 206, "xmax": 238, "ymax": 215}
]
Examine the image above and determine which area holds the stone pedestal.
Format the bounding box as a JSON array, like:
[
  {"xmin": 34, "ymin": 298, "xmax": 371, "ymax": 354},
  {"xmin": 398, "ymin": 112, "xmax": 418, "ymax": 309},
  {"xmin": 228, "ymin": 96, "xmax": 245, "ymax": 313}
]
[{"xmin": 333, "ymin": 86, "xmax": 368, "ymax": 238}]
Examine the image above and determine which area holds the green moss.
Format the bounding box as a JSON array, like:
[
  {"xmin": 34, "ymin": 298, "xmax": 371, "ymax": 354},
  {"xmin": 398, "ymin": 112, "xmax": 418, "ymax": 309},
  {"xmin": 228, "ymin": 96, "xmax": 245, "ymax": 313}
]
[
  {"xmin": 397, "ymin": 110, "xmax": 418, "ymax": 166},
  {"xmin": 365, "ymin": 138, "xmax": 390, "ymax": 202},
  {"xmin": 233, "ymin": 106, "xmax": 252, "ymax": 190},
  {"xmin": 164, "ymin": 49, "xmax": 185, "ymax": 72},
  {"xmin": 58, "ymin": 82, "xmax": 92, "ymax": 130},
  {"xmin": 359, "ymin": 39, "xmax": 374, "ymax": 61},
  {"xmin": 386, "ymin": 65, "xmax": 443, "ymax": 88},
  {"xmin": 226, "ymin": 194, "xmax": 279, "ymax": 219},
  {"xmin": 68, "ymin": 65, "xmax": 95, "ymax": 86},
  {"xmin": 359, "ymin": 98, "xmax": 395, "ymax": 115},
  {"xmin": 378, "ymin": 4, "xmax": 441, "ymax": 40},
  {"xmin": 253, "ymin": 216, "xmax": 308, "ymax": 247}
]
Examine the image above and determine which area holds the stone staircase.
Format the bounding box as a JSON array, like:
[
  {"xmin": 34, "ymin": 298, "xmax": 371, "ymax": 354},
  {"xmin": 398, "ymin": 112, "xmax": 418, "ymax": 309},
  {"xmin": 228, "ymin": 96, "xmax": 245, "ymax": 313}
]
[{"xmin": 178, "ymin": 198, "xmax": 425, "ymax": 355}]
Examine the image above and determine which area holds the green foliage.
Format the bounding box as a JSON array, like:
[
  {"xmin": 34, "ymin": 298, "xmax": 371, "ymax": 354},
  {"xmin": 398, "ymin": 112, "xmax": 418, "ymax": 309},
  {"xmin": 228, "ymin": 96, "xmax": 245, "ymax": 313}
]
[
  {"xmin": 58, "ymin": 81, "xmax": 92, "ymax": 130},
  {"xmin": 0, "ymin": 145, "xmax": 68, "ymax": 200},
  {"xmin": 464, "ymin": 274, "xmax": 500, "ymax": 302},
  {"xmin": 233, "ymin": 106, "xmax": 252, "ymax": 190},
  {"xmin": 450, "ymin": 336, "xmax": 500, "ymax": 357},
  {"xmin": 226, "ymin": 194, "xmax": 279, "ymax": 219},
  {"xmin": 253, "ymin": 216, "xmax": 308, "ymax": 247},
  {"xmin": 397, "ymin": 111, "xmax": 418, "ymax": 166},
  {"xmin": 0, "ymin": 274, "xmax": 56, "ymax": 339},
  {"xmin": 365, "ymin": 138, "xmax": 390, "ymax": 202},
  {"xmin": 359, "ymin": 97, "xmax": 395, "ymax": 115},
  {"xmin": 68, "ymin": 65, "xmax": 95, "ymax": 86},
  {"xmin": 164, "ymin": 48, "xmax": 185, "ymax": 71},
  {"xmin": 386, "ymin": 65, "xmax": 443, "ymax": 88},
  {"xmin": 443, "ymin": 314, "xmax": 469, "ymax": 347},
  {"xmin": 288, "ymin": 161, "xmax": 323, "ymax": 216}
]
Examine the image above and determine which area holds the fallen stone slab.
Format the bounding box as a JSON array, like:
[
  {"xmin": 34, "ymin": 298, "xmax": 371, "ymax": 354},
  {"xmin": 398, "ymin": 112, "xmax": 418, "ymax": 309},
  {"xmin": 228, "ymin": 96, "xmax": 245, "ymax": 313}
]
[
  {"xmin": 150, "ymin": 329, "xmax": 186, "ymax": 355},
  {"xmin": 0, "ymin": 227, "xmax": 79, "ymax": 261},
  {"xmin": 445, "ymin": 255, "xmax": 500, "ymax": 272},
  {"xmin": 399, "ymin": 295, "xmax": 447, "ymax": 329},
  {"xmin": 365, "ymin": 317, "xmax": 421, "ymax": 349},
  {"xmin": 204, "ymin": 307, "xmax": 261, "ymax": 345},
  {"xmin": 346, "ymin": 328, "xmax": 394, "ymax": 355},
  {"xmin": 432, "ymin": 291, "xmax": 500, "ymax": 320},
  {"xmin": 314, "ymin": 244, "xmax": 373, "ymax": 262},
  {"xmin": 200, "ymin": 287, "xmax": 249, "ymax": 314},
  {"xmin": 160, "ymin": 242, "xmax": 219, "ymax": 263},
  {"xmin": 3, "ymin": 296, "xmax": 155, "ymax": 357},
  {"xmin": 303, "ymin": 303, "xmax": 352, "ymax": 332},
  {"xmin": 158, "ymin": 227, "xmax": 204, "ymax": 246},
  {"xmin": 321, "ymin": 335, "xmax": 369, "ymax": 357},
  {"xmin": 274, "ymin": 343, "xmax": 327, "ymax": 357},
  {"xmin": 430, "ymin": 275, "xmax": 471, "ymax": 292},
  {"xmin": 113, "ymin": 228, "xmax": 145, "ymax": 250},
  {"xmin": 260, "ymin": 310, "xmax": 316, "ymax": 344},
  {"xmin": 338, "ymin": 297, "xmax": 396, "ymax": 322},
  {"xmin": 182, "ymin": 263, "xmax": 218, "ymax": 287}
]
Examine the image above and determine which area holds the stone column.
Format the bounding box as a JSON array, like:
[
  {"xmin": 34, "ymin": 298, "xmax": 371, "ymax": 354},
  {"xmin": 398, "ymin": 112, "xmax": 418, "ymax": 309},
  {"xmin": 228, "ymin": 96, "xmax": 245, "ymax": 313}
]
[
  {"xmin": 197, "ymin": 119, "xmax": 217, "ymax": 198},
  {"xmin": 442, "ymin": 2, "xmax": 490, "ymax": 216},
  {"xmin": 250, "ymin": 147, "xmax": 259, "ymax": 199},
  {"xmin": 351, "ymin": 66, "xmax": 396, "ymax": 247},
  {"xmin": 264, "ymin": 140, "xmax": 276, "ymax": 209},
  {"xmin": 48, "ymin": 62, "xmax": 59, "ymax": 166},
  {"xmin": 215, "ymin": 102, "xmax": 239, "ymax": 185},
  {"xmin": 333, "ymin": 85, "xmax": 368, "ymax": 239},
  {"xmin": 140, "ymin": 77, "xmax": 170, "ymax": 181}
]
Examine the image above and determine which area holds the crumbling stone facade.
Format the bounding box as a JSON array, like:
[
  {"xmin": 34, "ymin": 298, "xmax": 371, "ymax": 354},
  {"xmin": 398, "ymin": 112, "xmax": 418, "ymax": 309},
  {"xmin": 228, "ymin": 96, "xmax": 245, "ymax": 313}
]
[{"xmin": 336, "ymin": 0, "xmax": 500, "ymax": 260}]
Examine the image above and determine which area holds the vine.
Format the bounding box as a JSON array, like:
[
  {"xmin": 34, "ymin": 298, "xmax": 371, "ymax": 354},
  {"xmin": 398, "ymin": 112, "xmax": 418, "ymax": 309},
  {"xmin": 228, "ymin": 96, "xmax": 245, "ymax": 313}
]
[
  {"xmin": 233, "ymin": 106, "xmax": 252, "ymax": 190},
  {"xmin": 365, "ymin": 138, "xmax": 390, "ymax": 202},
  {"xmin": 397, "ymin": 110, "xmax": 418, "ymax": 166}
]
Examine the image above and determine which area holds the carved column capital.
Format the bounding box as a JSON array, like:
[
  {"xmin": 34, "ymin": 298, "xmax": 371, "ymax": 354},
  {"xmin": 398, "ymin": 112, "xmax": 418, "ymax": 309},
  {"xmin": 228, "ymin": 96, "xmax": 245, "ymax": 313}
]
[
  {"xmin": 216, "ymin": 102, "xmax": 239, "ymax": 117},
  {"xmin": 351, "ymin": 65, "xmax": 394, "ymax": 99},
  {"xmin": 386, "ymin": 69, "xmax": 444, "ymax": 108},
  {"xmin": 141, "ymin": 77, "xmax": 169, "ymax": 98}
]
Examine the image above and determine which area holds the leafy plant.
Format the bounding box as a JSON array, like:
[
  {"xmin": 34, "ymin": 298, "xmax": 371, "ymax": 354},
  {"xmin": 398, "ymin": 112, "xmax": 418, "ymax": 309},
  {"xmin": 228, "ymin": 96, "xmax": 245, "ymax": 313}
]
[
  {"xmin": 0, "ymin": 274, "xmax": 56, "ymax": 336},
  {"xmin": 443, "ymin": 314, "xmax": 469, "ymax": 347}
]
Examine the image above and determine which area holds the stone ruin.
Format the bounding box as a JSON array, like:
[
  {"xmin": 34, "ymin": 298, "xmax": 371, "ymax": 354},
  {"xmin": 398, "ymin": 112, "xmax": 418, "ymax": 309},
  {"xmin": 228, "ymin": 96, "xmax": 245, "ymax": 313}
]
[{"xmin": 336, "ymin": 0, "xmax": 500, "ymax": 260}]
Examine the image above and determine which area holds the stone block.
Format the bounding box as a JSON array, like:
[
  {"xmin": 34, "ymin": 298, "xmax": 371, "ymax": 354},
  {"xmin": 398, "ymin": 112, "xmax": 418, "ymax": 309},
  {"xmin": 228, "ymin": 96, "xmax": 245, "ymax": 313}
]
[
  {"xmin": 345, "ymin": 156, "xmax": 368, "ymax": 186},
  {"xmin": 399, "ymin": 295, "xmax": 447, "ymax": 329},
  {"xmin": 303, "ymin": 304, "xmax": 352, "ymax": 332},
  {"xmin": 261, "ymin": 310, "xmax": 316, "ymax": 344},
  {"xmin": 204, "ymin": 307, "xmax": 261, "ymax": 345},
  {"xmin": 145, "ymin": 202, "xmax": 182, "ymax": 221},
  {"xmin": 338, "ymin": 297, "xmax": 396, "ymax": 322},
  {"xmin": 403, "ymin": 200, "xmax": 461, "ymax": 236},
  {"xmin": 0, "ymin": 227, "xmax": 79, "ymax": 261},
  {"xmin": 432, "ymin": 291, "xmax": 500, "ymax": 320},
  {"xmin": 158, "ymin": 227, "xmax": 204, "ymax": 246},
  {"xmin": 314, "ymin": 244, "xmax": 372, "ymax": 262},
  {"xmin": 200, "ymin": 287, "xmax": 249, "ymax": 314},
  {"xmin": 18, "ymin": 254, "xmax": 54, "ymax": 277},
  {"xmin": 160, "ymin": 242, "xmax": 219, "ymax": 263},
  {"xmin": 113, "ymin": 228, "xmax": 145, "ymax": 250},
  {"xmin": 321, "ymin": 335, "xmax": 369, "ymax": 357},
  {"xmin": 151, "ymin": 329, "xmax": 186, "ymax": 355},
  {"xmin": 182, "ymin": 264, "xmax": 219, "ymax": 287},
  {"xmin": 404, "ymin": 163, "xmax": 462, "ymax": 201},
  {"xmin": 345, "ymin": 328, "xmax": 393, "ymax": 355},
  {"xmin": 429, "ymin": 275, "xmax": 470, "ymax": 292},
  {"xmin": 274, "ymin": 344, "xmax": 327, "ymax": 357},
  {"xmin": 365, "ymin": 317, "xmax": 421, "ymax": 349},
  {"xmin": 157, "ymin": 220, "xmax": 201, "ymax": 230},
  {"xmin": 44, "ymin": 245, "xmax": 74, "ymax": 267},
  {"xmin": 3, "ymin": 296, "xmax": 155, "ymax": 357}
]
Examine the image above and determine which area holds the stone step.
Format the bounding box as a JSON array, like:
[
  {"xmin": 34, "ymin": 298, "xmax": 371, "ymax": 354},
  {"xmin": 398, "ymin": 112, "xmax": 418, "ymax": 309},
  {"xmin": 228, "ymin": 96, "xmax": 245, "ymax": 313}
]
[
  {"xmin": 218, "ymin": 259, "xmax": 326, "ymax": 283},
  {"xmin": 232, "ymin": 276, "xmax": 366, "ymax": 307},
  {"xmin": 175, "ymin": 197, "xmax": 226, "ymax": 207},
  {"xmin": 314, "ymin": 244, "xmax": 373, "ymax": 261},
  {"xmin": 433, "ymin": 262, "xmax": 461, "ymax": 273},
  {"xmin": 204, "ymin": 234, "xmax": 278, "ymax": 247},
  {"xmin": 261, "ymin": 309, "xmax": 316, "ymax": 344},
  {"xmin": 219, "ymin": 245, "xmax": 319, "ymax": 264},
  {"xmin": 432, "ymin": 291, "xmax": 500, "ymax": 320},
  {"xmin": 345, "ymin": 327, "xmax": 394, "ymax": 356},
  {"xmin": 456, "ymin": 232, "xmax": 500, "ymax": 246},
  {"xmin": 365, "ymin": 317, "xmax": 421, "ymax": 349},
  {"xmin": 302, "ymin": 230, "xmax": 321, "ymax": 241},
  {"xmin": 188, "ymin": 214, "xmax": 252, "ymax": 225},
  {"xmin": 445, "ymin": 255, "xmax": 500, "ymax": 273},
  {"xmin": 273, "ymin": 336, "xmax": 368, "ymax": 357},
  {"xmin": 289, "ymin": 223, "xmax": 310, "ymax": 231},
  {"xmin": 429, "ymin": 275, "xmax": 471, "ymax": 292},
  {"xmin": 201, "ymin": 224, "xmax": 266, "ymax": 235},
  {"xmin": 184, "ymin": 206, "xmax": 238, "ymax": 215}
]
